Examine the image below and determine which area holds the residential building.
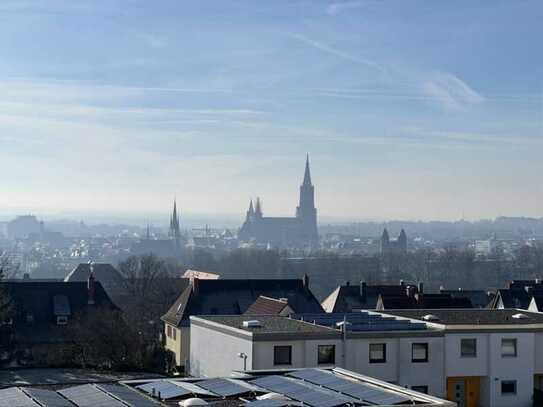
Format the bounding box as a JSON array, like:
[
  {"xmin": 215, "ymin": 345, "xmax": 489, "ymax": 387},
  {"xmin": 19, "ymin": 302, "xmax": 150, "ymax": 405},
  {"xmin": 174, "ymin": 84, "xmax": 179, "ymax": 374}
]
[
  {"xmin": 190, "ymin": 308, "xmax": 543, "ymax": 407},
  {"xmin": 0, "ymin": 278, "xmax": 117, "ymax": 367},
  {"xmin": 376, "ymin": 292, "xmax": 473, "ymax": 310},
  {"xmin": 64, "ymin": 262, "xmax": 125, "ymax": 297},
  {"xmin": 382, "ymin": 308, "xmax": 543, "ymax": 407},
  {"xmin": 322, "ymin": 281, "xmax": 422, "ymax": 312},
  {"xmin": 189, "ymin": 312, "xmax": 444, "ymax": 395},
  {"xmin": 161, "ymin": 276, "xmax": 323, "ymax": 371},
  {"xmin": 489, "ymin": 280, "xmax": 543, "ymax": 309},
  {"xmin": 439, "ymin": 289, "xmax": 492, "ymax": 308}
]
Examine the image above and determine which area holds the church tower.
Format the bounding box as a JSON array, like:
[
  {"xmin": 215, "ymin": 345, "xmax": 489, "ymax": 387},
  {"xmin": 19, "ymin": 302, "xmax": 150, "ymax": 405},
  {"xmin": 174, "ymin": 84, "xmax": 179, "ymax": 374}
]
[
  {"xmin": 296, "ymin": 154, "xmax": 318, "ymax": 242},
  {"xmin": 169, "ymin": 199, "xmax": 182, "ymax": 248}
]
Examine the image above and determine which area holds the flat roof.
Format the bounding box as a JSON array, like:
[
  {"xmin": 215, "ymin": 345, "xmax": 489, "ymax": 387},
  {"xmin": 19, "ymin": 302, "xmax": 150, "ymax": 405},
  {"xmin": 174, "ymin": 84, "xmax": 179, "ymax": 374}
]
[
  {"xmin": 379, "ymin": 309, "xmax": 543, "ymax": 326},
  {"xmin": 193, "ymin": 315, "xmax": 338, "ymax": 335}
]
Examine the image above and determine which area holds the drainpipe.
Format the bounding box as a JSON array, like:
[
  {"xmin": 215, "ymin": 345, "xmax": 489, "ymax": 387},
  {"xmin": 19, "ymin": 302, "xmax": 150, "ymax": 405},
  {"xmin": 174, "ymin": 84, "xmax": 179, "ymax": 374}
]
[{"xmin": 336, "ymin": 315, "xmax": 351, "ymax": 368}]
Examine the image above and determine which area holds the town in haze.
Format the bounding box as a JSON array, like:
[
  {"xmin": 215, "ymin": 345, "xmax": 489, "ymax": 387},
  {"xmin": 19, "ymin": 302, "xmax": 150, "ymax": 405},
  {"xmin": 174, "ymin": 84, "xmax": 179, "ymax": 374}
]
[{"xmin": 0, "ymin": 2, "xmax": 542, "ymax": 407}]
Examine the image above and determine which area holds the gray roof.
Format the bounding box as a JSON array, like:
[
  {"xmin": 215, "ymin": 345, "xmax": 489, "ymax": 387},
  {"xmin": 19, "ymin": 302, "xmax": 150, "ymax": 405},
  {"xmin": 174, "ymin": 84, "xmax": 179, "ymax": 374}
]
[
  {"xmin": 379, "ymin": 309, "xmax": 543, "ymax": 325},
  {"xmin": 162, "ymin": 279, "xmax": 323, "ymax": 327},
  {"xmin": 193, "ymin": 315, "xmax": 338, "ymax": 335}
]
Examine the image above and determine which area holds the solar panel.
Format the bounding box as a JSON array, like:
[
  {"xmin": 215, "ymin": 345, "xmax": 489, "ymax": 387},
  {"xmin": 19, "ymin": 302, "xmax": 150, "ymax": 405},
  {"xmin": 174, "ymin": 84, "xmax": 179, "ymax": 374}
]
[
  {"xmin": 251, "ymin": 375, "xmax": 358, "ymax": 407},
  {"xmin": 294, "ymin": 313, "xmax": 427, "ymax": 332},
  {"xmin": 137, "ymin": 380, "xmax": 215, "ymax": 400},
  {"xmin": 196, "ymin": 378, "xmax": 263, "ymax": 397},
  {"xmin": 22, "ymin": 388, "xmax": 74, "ymax": 407},
  {"xmin": 97, "ymin": 384, "xmax": 160, "ymax": 406},
  {"xmin": 0, "ymin": 387, "xmax": 38, "ymax": 407},
  {"xmin": 288, "ymin": 369, "xmax": 411, "ymax": 405},
  {"xmin": 58, "ymin": 384, "xmax": 126, "ymax": 407}
]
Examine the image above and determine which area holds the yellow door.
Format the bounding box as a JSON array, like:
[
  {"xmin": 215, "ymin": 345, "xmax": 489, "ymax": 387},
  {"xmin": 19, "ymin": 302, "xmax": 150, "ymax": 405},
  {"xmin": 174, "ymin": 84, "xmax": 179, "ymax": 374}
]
[{"xmin": 447, "ymin": 377, "xmax": 480, "ymax": 407}]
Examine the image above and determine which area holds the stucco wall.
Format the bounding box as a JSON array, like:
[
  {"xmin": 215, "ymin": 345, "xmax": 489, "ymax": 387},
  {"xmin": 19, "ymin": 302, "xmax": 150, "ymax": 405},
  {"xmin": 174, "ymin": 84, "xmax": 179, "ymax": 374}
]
[{"xmin": 190, "ymin": 322, "xmax": 253, "ymax": 377}]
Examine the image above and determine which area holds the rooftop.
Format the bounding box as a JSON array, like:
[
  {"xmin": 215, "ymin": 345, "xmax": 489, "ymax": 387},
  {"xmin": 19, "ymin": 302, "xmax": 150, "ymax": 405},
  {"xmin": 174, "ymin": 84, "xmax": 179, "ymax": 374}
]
[
  {"xmin": 192, "ymin": 315, "xmax": 338, "ymax": 336},
  {"xmin": 379, "ymin": 309, "xmax": 543, "ymax": 326}
]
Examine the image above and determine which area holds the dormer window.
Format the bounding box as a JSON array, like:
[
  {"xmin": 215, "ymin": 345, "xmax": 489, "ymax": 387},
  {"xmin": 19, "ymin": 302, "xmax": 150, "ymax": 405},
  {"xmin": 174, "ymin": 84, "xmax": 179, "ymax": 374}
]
[{"xmin": 57, "ymin": 316, "xmax": 68, "ymax": 325}]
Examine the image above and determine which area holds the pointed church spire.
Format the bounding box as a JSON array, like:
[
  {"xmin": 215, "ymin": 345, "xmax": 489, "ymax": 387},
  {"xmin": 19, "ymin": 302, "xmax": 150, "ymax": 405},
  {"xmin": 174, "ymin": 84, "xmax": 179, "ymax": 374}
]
[
  {"xmin": 255, "ymin": 197, "xmax": 263, "ymax": 217},
  {"xmin": 248, "ymin": 199, "xmax": 254, "ymax": 214},
  {"xmin": 303, "ymin": 153, "xmax": 312, "ymax": 186}
]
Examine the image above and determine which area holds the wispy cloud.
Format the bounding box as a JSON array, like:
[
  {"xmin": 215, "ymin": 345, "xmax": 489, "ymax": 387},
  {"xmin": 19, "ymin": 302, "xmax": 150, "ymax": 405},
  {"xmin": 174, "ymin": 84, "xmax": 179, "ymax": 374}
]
[
  {"xmin": 423, "ymin": 72, "xmax": 484, "ymax": 110},
  {"xmin": 289, "ymin": 33, "xmax": 383, "ymax": 72},
  {"xmin": 326, "ymin": 1, "xmax": 367, "ymax": 16}
]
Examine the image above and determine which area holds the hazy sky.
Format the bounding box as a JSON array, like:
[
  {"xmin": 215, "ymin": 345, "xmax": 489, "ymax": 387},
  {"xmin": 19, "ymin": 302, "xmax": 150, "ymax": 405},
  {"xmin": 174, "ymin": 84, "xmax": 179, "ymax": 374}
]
[{"xmin": 0, "ymin": 0, "xmax": 541, "ymax": 222}]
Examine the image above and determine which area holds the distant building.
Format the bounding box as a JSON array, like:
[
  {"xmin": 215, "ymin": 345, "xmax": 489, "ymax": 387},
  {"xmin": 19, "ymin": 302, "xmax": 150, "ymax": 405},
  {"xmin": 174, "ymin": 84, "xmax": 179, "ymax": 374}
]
[
  {"xmin": 6, "ymin": 215, "xmax": 43, "ymax": 240},
  {"xmin": 239, "ymin": 155, "xmax": 318, "ymax": 247},
  {"xmin": 380, "ymin": 228, "xmax": 407, "ymax": 255},
  {"xmin": 169, "ymin": 199, "xmax": 184, "ymax": 250}
]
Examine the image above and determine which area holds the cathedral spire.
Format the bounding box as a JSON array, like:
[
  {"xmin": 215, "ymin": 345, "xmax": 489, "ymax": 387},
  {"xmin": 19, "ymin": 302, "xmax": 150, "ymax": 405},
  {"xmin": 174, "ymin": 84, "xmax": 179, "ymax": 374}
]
[
  {"xmin": 169, "ymin": 199, "xmax": 181, "ymax": 240},
  {"xmin": 255, "ymin": 197, "xmax": 263, "ymax": 217},
  {"xmin": 248, "ymin": 199, "xmax": 254, "ymax": 214},
  {"xmin": 303, "ymin": 153, "xmax": 312, "ymax": 186}
]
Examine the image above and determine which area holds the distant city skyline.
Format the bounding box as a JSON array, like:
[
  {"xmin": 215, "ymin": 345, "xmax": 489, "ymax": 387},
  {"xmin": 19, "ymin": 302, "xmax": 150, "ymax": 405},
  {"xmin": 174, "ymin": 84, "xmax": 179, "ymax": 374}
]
[{"xmin": 0, "ymin": 1, "xmax": 541, "ymax": 220}]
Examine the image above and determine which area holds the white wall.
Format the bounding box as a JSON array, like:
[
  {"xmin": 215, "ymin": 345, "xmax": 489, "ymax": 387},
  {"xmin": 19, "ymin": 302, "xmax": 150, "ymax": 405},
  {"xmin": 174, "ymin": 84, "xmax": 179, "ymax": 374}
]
[
  {"xmin": 445, "ymin": 333, "xmax": 488, "ymax": 377},
  {"xmin": 344, "ymin": 338, "xmax": 400, "ymax": 383},
  {"xmin": 485, "ymin": 332, "xmax": 534, "ymax": 407},
  {"xmin": 253, "ymin": 339, "xmax": 343, "ymax": 370},
  {"xmin": 398, "ymin": 337, "xmax": 446, "ymax": 397},
  {"xmin": 190, "ymin": 322, "xmax": 253, "ymax": 377}
]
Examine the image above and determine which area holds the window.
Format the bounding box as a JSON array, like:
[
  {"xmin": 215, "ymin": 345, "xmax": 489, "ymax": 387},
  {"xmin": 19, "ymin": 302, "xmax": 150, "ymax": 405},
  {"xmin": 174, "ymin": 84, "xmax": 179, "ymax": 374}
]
[
  {"xmin": 411, "ymin": 385, "xmax": 428, "ymax": 394},
  {"xmin": 412, "ymin": 343, "xmax": 428, "ymax": 363},
  {"xmin": 173, "ymin": 328, "xmax": 177, "ymax": 340},
  {"xmin": 56, "ymin": 316, "xmax": 68, "ymax": 325},
  {"xmin": 501, "ymin": 380, "xmax": 517, "ymax": 395},
  {"xmin": 274, "ymin": 346, "xmax": 292, "ymax": 365},
  {"xmin": 167, "ymin": 325, "xmax": 172, "ymax": 338},
  {"xmin": 501, "ymin": 338, "xmax": 517, "ymax": 357},
  {"xmin": 26, "ymin": 313, "xmax": 34, "ymax": 324},
  {"xmin": 461, "ymin": 338, "xmax": 477, "ymax": 357},
  {"xmin": 318, "ymin": 345, "xmax": 335, "ymax": 364},
  {"xmin": 369, "ymin": 343, "xmax": 386, "ymax": 363}
]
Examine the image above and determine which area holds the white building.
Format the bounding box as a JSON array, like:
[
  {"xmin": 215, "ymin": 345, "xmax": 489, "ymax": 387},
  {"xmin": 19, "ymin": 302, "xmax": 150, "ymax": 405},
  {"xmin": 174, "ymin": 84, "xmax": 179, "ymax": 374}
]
[{"xmin": 190, "ymin": 309, "xmax": 543, "ymax": 407}]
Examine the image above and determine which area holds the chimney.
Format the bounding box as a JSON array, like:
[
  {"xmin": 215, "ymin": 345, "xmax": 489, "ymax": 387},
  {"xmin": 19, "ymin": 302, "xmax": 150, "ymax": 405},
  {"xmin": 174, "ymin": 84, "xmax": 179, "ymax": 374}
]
[
  {"xmin": 23, "ymin": 273, "xmax": 30, "ymax": 280},
  {"xmin": 191, "ymin": 277, "xmax": 200, "ymax": 295},
  {"xmin": 87, "ymin": 269, "xmax": 95, "ymax": 305},
  {"xmin": 303, "ymin": 274, "xmax": 309, "ymax": 289},
  {"xmin": 418, "ymin": 282, "xmax": 424, "ymax": 295},
  {"xmin": 360, "ymin": 281, "xmax": 367, "ymax": 303},
  {"xmin": 406, "ymin": 286, "xmax": 416, "ymax": 298}
]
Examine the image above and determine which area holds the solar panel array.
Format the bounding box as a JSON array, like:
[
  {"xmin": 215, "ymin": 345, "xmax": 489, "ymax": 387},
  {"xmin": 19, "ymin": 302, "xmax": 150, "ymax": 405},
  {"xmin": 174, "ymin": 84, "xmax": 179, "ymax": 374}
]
[
  {"xmin": 295, "ymin": 312, "xmax": 427, "ymax": 332},
  {"xmin": 251, "ymin": 375, "xmax": 360, "ymax": 407},
  {"xmin": 289, "ymin": 369, "xmax": 411, "ymax": 405},
  {"xmin": 58, "ymin": 384, "xmax": 126, "ymax": 407},
  {"xmin": 23, "ymin": 388, "xmax": 74, "ymax": 407},
  {"xmin": 195, "ymin": 378, "xmax": 262, "ymax": 397},
  {"xmin": 96, "ymin": 384, "xmax": 160, "ymax": 406},
  {"xmin": 0, "ymin": 388, "xmax": 39, "ymax": 407},
  {"xmin": 137, "ymin": 380, "xmax": 215, "ymax": 400}
]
